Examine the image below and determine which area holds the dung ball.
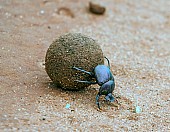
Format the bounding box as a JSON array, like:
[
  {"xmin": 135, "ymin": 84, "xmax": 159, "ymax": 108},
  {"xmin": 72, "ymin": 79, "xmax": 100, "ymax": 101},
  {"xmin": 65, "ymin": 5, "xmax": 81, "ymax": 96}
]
[{"xmin": 45, "ymin": 33, "xmax": 104, "ymax": 90}]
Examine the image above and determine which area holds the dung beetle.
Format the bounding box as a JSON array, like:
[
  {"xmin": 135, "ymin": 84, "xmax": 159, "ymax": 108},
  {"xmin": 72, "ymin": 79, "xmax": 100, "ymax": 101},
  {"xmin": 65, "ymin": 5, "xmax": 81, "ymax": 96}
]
[{"xmin": 72, "ymin": 57, "xmax": 115, "ymax": 109}]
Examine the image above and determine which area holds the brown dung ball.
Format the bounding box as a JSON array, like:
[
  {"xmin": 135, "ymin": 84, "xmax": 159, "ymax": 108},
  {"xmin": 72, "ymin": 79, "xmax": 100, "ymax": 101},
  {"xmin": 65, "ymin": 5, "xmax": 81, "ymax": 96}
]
[{"xmin": 45, "ymin": 33, "xmax": 104, "ymax": 90}]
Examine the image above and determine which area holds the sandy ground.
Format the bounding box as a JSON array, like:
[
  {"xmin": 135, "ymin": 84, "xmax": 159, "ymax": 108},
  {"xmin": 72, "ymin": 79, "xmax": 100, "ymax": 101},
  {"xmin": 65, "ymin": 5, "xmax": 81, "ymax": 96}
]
[{"xmin": 0, "ymin": 0, "xmax": 170, "ymax": 131}]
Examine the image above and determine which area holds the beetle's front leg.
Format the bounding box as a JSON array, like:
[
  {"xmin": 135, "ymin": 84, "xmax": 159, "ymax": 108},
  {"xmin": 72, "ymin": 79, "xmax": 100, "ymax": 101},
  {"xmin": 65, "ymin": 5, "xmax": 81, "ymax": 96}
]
[
  {"xmin": 96, "ymin": 93, "xmax": 101, "ymax": 109},
  {"xmin": 74, "ymin": 80, "xmax": 97, "ymax": 84}
]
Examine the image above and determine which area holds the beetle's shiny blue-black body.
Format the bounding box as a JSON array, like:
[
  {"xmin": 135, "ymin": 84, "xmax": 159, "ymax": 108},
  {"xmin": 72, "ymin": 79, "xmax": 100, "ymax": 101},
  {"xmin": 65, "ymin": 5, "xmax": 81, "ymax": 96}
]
[{"xmin": 73, "ymin": 57, "xmax": 115, "ymax": 109}]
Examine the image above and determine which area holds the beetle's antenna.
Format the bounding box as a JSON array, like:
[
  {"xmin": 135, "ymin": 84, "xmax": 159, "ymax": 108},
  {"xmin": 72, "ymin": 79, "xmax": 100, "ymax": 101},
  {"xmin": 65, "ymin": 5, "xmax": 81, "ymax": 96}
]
[{"xmin": 104, "ymin": 57, "xmax": 110, "ymax": 69}]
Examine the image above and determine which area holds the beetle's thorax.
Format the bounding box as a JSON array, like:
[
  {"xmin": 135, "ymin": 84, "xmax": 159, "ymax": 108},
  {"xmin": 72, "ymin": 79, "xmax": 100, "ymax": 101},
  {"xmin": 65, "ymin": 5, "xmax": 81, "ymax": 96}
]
[{"xmin": 94, "ymin": 65, "xmax": 112, "ymax": 86}]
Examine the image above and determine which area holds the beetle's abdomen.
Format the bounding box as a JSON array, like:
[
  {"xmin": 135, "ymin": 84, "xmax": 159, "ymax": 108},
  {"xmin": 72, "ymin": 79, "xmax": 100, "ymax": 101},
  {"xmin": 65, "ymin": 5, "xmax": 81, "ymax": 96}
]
[{"xmin": 94, "ymin": 65, "xmax": 112, "ymax": 86}]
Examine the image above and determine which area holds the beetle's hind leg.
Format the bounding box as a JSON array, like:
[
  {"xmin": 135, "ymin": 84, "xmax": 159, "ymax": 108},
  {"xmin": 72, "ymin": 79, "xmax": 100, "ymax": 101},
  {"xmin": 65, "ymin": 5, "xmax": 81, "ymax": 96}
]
[
  {"xmin": 73, "ymin": 66, "xmax": 96, "ymax": 84},
  {"xmin": 74, "ymin": 80, "xmax": 97, "ymax": 84},
  {"xmin": 104, "ymin": 57, "xmax": 111, "ymax": 69},
  {"xmin": 72, "ymin": 66, "xmax": 93, "ymax": 76}
]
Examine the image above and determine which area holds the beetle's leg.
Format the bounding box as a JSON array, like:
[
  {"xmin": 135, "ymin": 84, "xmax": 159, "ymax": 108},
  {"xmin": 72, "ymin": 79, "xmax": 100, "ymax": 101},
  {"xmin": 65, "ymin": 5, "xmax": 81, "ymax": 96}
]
[
  {"xmin": 96, "ymin": 93, "xmax": 101, "ymax": 109},
  {"xmin": 74, "ymin": 80, "xmax": 97, "ymax": 84},
  {"xmin": 72, "ymin": 66, "xmax": 93, "ymax": 76},
  {"xmin": 105, "ymin": 93, "xmax": 114, "ymax": 102},
  {"xmin": 104, "ymin": 57, "xmax": 110, "ymax": 69}
]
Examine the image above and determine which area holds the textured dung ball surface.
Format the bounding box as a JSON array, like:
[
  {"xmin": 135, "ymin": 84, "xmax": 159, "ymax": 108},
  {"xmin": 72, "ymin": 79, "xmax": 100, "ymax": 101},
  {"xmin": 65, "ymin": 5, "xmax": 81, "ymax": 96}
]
[{"xmin": 45, "ymin": 33, "xmax": 104, "ymax": 90}]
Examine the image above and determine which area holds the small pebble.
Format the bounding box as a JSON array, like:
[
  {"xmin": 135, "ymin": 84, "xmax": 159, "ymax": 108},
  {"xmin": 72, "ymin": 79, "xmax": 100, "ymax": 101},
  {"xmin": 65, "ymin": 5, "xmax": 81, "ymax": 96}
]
[
  {"xmin": 57, "ymin": 7, "xmax": 74, "ymax": 18},
  {"xmin": 65, "ymin": 104, "xmax": 71, "ymax": 109},
  {"xmin": 40, "ymin": 10, "xmax": 45, "ymax": 14},
  {"xmin": 135, "ymin": 106, "xmax": 141, "ymax": 113},
  {"xmin": 89, "ymin": 2, "xmax": 106, "ymax": 15}
]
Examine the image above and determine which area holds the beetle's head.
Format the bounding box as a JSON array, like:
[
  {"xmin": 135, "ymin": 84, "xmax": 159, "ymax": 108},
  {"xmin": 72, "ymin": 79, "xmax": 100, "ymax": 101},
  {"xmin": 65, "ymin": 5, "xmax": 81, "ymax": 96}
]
[{"xmin": 105, "ymin": 93, "xmax": 114, "ymax": 102}]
